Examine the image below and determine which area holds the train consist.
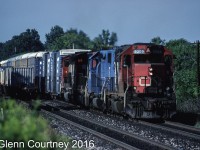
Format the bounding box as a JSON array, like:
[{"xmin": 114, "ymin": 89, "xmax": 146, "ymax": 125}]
[{"xmin": 0, "ymin": 43, "xmax": 176, "ymax": 118}]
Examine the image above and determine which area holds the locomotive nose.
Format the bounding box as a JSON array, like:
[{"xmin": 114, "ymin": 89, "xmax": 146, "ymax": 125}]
[{"xmin": 133, "ymin": 63, "xmax": 165, "ymax": 94}]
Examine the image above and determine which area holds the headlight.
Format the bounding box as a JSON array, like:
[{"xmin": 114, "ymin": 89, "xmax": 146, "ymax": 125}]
[{"xmin": 149, "ymin": 68, "xmax": 153, "ymax": 71}]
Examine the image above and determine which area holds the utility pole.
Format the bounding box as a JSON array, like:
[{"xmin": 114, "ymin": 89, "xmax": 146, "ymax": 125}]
[
  {"xmin": 197, "ymin": 40, "xmax": 200, "ymax": 115},
  {"xmin": 197, "ymin": 41, "xmax": 200, "ymax": 85},
  {"xmin": 197, "ymin": 40, "xmax": 200, "ymax": 86}
]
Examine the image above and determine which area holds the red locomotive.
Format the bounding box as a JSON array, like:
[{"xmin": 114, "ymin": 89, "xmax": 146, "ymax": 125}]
[{"xmin": 118, "ymin": 43, "xmax": 176, "ymax": 118}]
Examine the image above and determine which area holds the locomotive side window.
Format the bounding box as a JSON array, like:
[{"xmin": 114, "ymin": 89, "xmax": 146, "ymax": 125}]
[
  {"xmin": 92, "ymin": 59, "xmax": 98, "ymax": 69},
  {"xmin": 123, "ymin": 55, "xmax": 131, "ymax": 67},
  {"xmin": 108, "ymin": 53, "xmax": 111, "ymax": 63},
  {"xmin": 64, "ymin": 60, "xmax": 69, "ymax": 67}
]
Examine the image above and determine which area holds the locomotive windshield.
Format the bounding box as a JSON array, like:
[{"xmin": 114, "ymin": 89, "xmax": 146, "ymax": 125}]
[{"xmin": 134, "ymin": 54, "xmax": 163, "ymax": 63}]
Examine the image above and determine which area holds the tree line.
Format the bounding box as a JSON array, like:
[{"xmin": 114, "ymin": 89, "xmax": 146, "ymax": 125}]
[
  {"xmin": 0, "ymin": 25, "xmax": 117, "ymax": 60},
  {"xmin": 0, "ymin": 26, "xmax": 199, "ymax": 113}
]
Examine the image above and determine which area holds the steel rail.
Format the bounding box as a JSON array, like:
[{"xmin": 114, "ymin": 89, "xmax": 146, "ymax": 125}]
[{"xmin": 164, "ymin": 121, "xmax": 200, "ymax": 135}]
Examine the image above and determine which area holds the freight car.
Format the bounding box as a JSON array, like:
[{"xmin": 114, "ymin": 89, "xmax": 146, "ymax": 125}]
[
  {"xmin": 0, "ymin": 49, "xmax": 90, "ymax": 99},
  {"xmin": 45, "ymin": 49, "xmax": 90, "ymax": 99},
  {"xmin": 0, "ymin": 44, "xmax": 176, "ymax": 119},
  {"xmin": 0, "ymin": 52, "xmax": 46, "ymax": 99}
]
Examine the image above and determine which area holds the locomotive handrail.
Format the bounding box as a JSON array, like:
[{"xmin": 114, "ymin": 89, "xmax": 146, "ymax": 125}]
[
  {"xmin": 124, "ymin": 85, "xmax": 130, "ymax": 110},
  {"xmin": 101, "ymin": 77, "xmax": 108, "ymax": 98}
]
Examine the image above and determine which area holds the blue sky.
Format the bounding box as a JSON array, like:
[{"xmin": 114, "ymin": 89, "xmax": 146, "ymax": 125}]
[{"xmin": 0, "ymin": 0, "xmax": 199, "ymax": 45}]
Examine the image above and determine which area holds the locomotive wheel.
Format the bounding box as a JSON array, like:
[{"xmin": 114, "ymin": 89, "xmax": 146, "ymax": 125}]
[
  {"xmin": 92, "ymin": 98, "xmax": 103, "ymax": 109},
  {"xmin": 111, "ymin": 100, "xmax": 123, "ymax": 114}
]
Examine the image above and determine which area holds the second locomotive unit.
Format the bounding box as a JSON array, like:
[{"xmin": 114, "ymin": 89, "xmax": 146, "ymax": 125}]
[{"xmin": 0, "ymin": 43, "xmax": 176, "ymax": 119}]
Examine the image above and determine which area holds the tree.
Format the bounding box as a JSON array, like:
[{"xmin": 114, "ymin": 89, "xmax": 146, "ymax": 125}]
[
  {"xmin": 109, "ymin": 32, "xmax": 118, "ymax": 46},
  {"xmin": 166, "ymin": 39, "xmax": 198, "ymax": 112},
  {"xmin": 0, "ymin": 42, "xmax": 3, "ymax": 50},
  {"xmin": 51, "ymin": 28, "xmax": 92, "ymax": 50},
  {"xmin": 92, "ymin": 29, "xmax": 118, "ymax": 50},
  {"xmin": 45, "ymin": 25, "xmax": 64, "ymax": 50},
  {"xmin": 0, "ymin": 29, "xmax": 44, "ymax": 60},
  {"xmin": 44, "ymin": 28, "xmax": 118, "ymax": 51},
  {"xmin": 0, "ymin": 42, "xmax": 6, "ymax": 60},
  {"xmin": 20, "ymin": 29, "xmax": 44, "ymax": 52},
  {"xmin": 151, "ymin": 36, "xmax": 165, "ymax": 45}
]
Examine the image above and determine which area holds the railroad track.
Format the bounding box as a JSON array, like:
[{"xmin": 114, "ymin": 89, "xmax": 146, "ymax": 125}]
[
  {"xmin": 40, "ymin": 103, "xmax": 175, "ymax": 150},
  {"xmin": 43, "ymin": 100, "xmax": 200, "ymax": 143},
  {"xmin": 139, "ymin": 120, "xmax": 200, "ymax": 141},
  {"xmin": 16, "ymin": 99, "xmax": 200, "ymax": 149}
]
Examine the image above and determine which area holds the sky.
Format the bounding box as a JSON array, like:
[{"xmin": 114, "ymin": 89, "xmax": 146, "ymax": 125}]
[{"xmin": 0, "ymin": 0, "xmax": 200, "ymax": 45}]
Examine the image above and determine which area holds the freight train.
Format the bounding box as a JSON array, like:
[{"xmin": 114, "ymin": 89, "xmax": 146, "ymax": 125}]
[{"xmin": 0, "ymin": 43, "xmax": 176, "ymax": 118}]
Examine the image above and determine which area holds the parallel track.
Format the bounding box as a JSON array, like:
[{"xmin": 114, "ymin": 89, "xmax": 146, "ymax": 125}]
[
  {"xmin": 163, "ymin": 121, "xmax": 200, "ymax": 136},
  {"xmin": 139, "ymin": 120, "xmax": 200, "ymax": 141}
]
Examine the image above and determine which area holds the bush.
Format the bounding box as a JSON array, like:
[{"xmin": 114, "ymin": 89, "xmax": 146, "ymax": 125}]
[
  {"xmin": 0, "ymin": 99, "xmax": 70, "ymax": 150},
  {"xmin": 177, "ymin": 99, "xmax": 199, "ymax": 113}
]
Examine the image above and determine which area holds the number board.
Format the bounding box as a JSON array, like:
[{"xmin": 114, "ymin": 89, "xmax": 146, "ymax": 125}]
[{"xmin": 133, "ymin": 49, "xmax": 145, "ymax": 54}]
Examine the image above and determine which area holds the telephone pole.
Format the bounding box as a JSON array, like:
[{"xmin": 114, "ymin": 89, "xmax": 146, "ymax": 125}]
[
  {"xmin": 197, "ymin": 40, "xmax": 200, "ymax": 86},
  {"xmin": 197, "ymin": 40, "xmax": 200, "ymax": 121},
  {"xmin": 197, "ymin": 40, "xmax": 200, "ymax": 115}
]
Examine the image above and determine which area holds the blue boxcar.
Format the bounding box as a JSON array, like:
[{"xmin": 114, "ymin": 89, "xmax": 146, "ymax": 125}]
[{"xmin": 46, "ymin": 49, "xmax": 91, "ymax": 98}]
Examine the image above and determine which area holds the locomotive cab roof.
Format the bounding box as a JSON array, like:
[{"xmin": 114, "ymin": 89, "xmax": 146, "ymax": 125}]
[{"xmin": 118, "ymin": 43, "xmax": 165, "ymax": 56}]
